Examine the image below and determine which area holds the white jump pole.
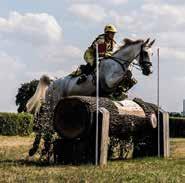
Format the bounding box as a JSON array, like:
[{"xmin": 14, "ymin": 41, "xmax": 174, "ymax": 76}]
[
  {"xmin": 157, "ymin": 48, "xmax": 160, "ymax": 157},
  {"xmin": 95, "ymin": 43, "xmax": 99, "ymax": 165}
]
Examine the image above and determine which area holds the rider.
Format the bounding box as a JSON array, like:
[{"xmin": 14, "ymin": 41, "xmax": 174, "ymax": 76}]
[{"xmin": 76, "ymin": 24, "xmax": 117, "ymax": 84}]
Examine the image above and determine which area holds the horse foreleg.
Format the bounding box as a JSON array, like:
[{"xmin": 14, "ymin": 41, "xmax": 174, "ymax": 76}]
[
  {"xmin": 29, "ymin": 132, "xmax": 42, "ymax": 156},
  {"xmin": 41, "ymin": 131, "xmax": 54, "ymax": 162}
]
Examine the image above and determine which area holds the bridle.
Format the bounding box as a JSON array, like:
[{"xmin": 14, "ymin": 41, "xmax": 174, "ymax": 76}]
[
  {"xmin": 109, "ymin": 52, "xmax": 141, "ymax": 71},
  {"xmin": 138, "ymin": 45, "xmax": 152, "ymax": 69},
  {"xmin": 108, "ymin": 44, "xmax": 152, "ymax": 72}
]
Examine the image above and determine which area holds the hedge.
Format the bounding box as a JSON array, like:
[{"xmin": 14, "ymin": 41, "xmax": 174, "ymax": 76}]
[
  {"xmin": 170, "ymin": 117, "xmax": 185, "ymax": 137},
  {"xmin": 0, "ymin": 112, "xmax": 33, "ymax": 136},
  {"xmin": 0, "ymin": 113, "xmax": 185, "ymax": 137}
]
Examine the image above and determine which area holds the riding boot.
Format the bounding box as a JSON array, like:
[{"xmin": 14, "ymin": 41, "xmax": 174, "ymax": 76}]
[{"xmin": 76, "ymin": 74, "xmax": 88, "ymax": 84}]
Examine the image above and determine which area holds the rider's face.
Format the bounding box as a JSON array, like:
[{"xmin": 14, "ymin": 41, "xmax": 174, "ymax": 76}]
[{"xmin": 107, "ymin": 32, "xmax": 115, "ymax": 40}]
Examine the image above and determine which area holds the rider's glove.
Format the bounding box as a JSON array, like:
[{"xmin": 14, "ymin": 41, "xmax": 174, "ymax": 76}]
[{"xmin": 104, "ymin": 52, "xmax": 112, "ymax": 58}]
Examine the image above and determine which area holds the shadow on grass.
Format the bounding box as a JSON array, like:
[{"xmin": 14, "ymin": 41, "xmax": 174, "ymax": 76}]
[
  {"xmin": 0, "ymin": 159, "xmax": 54, "ymax": 167},
  {"xmin": 0, "ymin": 158, "xmax": 88, "ymax": 167},
  {"xmin": 0, "ymin": 157, "xmax": 146, "ymax": 167},
  {"xmin": 0, "ymin": 156, "xmax": 164, "ymax": 167}
]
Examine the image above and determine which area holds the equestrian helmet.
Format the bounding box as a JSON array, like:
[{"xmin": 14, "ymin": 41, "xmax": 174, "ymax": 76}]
[{"xmin": 104, "ymin": 24, "xmax": 117, "ymax": 33}]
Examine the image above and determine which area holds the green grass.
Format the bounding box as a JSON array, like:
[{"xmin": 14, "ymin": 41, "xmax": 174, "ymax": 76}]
[{"xmin": 1, "ymin": 136, "xmax": 185, "ymax": 182}]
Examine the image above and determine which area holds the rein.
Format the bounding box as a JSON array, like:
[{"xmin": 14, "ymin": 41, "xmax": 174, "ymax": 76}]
[{"xmin": 109, "ymin": 51, "xmax": 141, "ymax": 71}]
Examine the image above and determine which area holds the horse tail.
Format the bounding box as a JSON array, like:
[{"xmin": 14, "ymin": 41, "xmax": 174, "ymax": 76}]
[{"xmin": 26, "ymin": 75, "xmax": 52, "ymax": 115}]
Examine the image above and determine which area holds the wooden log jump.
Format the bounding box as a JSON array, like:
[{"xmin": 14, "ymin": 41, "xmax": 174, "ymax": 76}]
[
  {"xmin": 53, "ymin": 96, "xmax": 157, "ymax": 140},
  {"xmin": 53, "ymin": 96, "xmax": 169, "ymax": 164}
]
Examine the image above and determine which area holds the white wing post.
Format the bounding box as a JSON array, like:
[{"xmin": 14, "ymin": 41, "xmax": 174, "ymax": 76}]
[
  {"xmin": 95, "ymin": 43, "xmax": 99, "ymax": 165},
  {"xmin": 157, "ymin": 48, "xmax": 160, "ymax": 157}
]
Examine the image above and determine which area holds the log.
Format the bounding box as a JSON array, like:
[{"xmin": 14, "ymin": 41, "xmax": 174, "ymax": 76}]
[{"xmin": 53, "ymin": 96, "xmax": 157, "ymax": 139}]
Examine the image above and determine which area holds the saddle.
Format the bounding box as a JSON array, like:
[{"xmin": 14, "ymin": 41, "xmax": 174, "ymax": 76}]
[
  {"xmin": 69, "ymin": 64, "xmax": 96, "ymax": 85},
  {"xmin": 70, "ymin": 64, "xmax": 94, "ymax": 77}
]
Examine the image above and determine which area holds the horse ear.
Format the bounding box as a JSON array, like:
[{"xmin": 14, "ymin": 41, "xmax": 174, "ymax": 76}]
[
  {"xmin": 143, "ymin": 38, "xmax": 150, "ymax": 46},
  {"xmin": 148, "ymin": 39, "xmax": 155, "ymax": 47}
]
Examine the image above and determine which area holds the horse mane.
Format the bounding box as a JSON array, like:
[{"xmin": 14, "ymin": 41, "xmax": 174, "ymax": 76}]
[{"xmin": 114, "ymin": 38, "xmax": 144, "ymax": 54}]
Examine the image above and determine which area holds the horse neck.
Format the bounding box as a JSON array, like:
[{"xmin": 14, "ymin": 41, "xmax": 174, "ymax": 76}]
[{"xmin": 113, "ymin": 42, "xmax": 142, "ymax": 66}]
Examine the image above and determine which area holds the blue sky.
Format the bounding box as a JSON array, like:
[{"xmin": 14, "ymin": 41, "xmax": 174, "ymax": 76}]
[{"xmin": 0, "ymin": 0, "xmax": 185, "ymax": 112}]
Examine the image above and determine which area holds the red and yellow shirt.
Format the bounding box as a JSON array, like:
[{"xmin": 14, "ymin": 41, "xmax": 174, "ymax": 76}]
[{"xmin": 91, "ymin": 34, "xmax": 114, "ymax": 58}]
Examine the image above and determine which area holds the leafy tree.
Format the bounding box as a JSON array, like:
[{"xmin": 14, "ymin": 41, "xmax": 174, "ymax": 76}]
[{"xmin": 15, "ymin": 80, "xmax": 39, "ymax": 113}]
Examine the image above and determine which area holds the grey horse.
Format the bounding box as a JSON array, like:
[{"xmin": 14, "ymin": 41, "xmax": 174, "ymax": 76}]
[{"xmin": 26, "ymin": 38, "xmax": 155, "ymax": 157}]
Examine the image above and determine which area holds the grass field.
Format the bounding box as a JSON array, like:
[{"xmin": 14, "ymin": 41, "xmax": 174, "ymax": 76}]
[{"xmin": 1, "ymin": 136, "xmax": 185, "ymax": 182}]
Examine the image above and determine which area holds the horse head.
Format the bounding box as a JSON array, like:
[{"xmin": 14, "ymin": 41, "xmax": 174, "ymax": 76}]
[
  {"xmin": 114, "ymin": 38, "xmax": 155, "ymax": 76},
  {"xmin": 138, "ymin": 38, "xmax": 155, "ymax": 76}
]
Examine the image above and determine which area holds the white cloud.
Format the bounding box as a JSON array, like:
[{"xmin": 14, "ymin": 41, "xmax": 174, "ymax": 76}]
[
  {"xmin": 106, "ymin": 0, "xmax": 128, "ymax": 5},
  {"xmin": 67, "ymin": 1, "xmax": 127, "ymax": 23},
  {"xmin": 68, "ymin": 3, "xmax": 106, "ymax": 22},
  {"xmin": 0, "ymin": 11, "xmax": 62, "ymax": 46},
  {"xmin": 0, "ymin": 11, "xmax": 82, "ymax": 72},
  {"xmin": 141, "ymin": 3, "xmax": 185, "ymax": 31},
  {"xmin": 67, "ymin": 0, "xmax": 128, "ymax": 5},
  {"xmin": 58, "ymin": 45, "xmax": 83, "ymax": 59},
  {"xmin": 156, "ymin": 32, "xmax": 185, "ymax": 49},
  {"xmin": 108, "ymin": 3, "xmax": 185, "ymax": 35},
  {"xmin": 161, "ymin": 47, "xmax": 185, "ymax": 61},
  {"xmin": 144, "ymin": 0, "xmax": 185, "ymax": 4},
  {"xmin": 40, "ymin": 44, "xmax": 83, "ymax": 64}
]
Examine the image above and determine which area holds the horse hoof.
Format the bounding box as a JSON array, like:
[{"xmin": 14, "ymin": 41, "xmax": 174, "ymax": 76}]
[{"xmin": 29, "ymin": 147, "xmax": 37, "ymax": 156}]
